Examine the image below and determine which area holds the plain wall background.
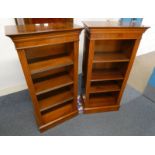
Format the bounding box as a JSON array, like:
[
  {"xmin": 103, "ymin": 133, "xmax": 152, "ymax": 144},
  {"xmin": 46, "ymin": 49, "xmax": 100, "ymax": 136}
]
[
  {"xmin": 0, "ymin": 18, "xmax": 27, "ymax": 96},
  {"xmin": 0, "ymin": 18, "xmax": 155, "ymax": 96}
]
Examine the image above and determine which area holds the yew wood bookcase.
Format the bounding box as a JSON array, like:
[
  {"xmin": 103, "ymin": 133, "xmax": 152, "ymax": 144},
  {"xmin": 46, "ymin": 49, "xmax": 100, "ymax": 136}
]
[
  {"xmin": 5, "ymin": 23, "xmax": 82, "ymax": 132},
  {"xmin": 82, "ymin": 21, "xmax": 148, "ymax": 114}
]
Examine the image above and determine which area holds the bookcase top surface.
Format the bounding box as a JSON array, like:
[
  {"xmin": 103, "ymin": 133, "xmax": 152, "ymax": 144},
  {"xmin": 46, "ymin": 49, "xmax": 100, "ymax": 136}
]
[
  {"xmin": 5, "ymin": 22, "xmax": 83, "ymax": 36},
  {"xmin": 83, "ymin": 21, "xmax": 149, "ymax": 29}
]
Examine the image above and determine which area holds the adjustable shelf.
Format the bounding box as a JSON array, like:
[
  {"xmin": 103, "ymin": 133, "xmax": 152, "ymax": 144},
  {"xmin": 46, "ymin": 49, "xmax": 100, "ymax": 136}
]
[
  {"xmin": 82, "ymin": 21, "xmax": 148, "ymax": 114},
  {"xmin": 42, "ymin": 101, "xmax": 73, "ymax": 125},
  {"xmin": 34, "ymin": 72, "xmax": 73, "ymax": 95},
  {"xmin": 91, "ymin": 69, "xmax": 124, "ymax": 82},
  {"xmin": 29, "ymin": 55, "xmax": 73, "ymax": 74},
  {"xmin": 6, "ymin": 22, "xmax": 82, "ymax": 132},
  {"xmin": 90, "ymin": 81, "xmax": 121, "ymax": 93},
  {"xmin": 38, "ymin": 86, "xmax": 73, "ymax": 112},
  {"xmin": 89, "ymin": 93, "xmax": 118, "ymax": 107},
  {"xmin": 93, "ymin": 52, "xmax": 130, "ymax": 63}
]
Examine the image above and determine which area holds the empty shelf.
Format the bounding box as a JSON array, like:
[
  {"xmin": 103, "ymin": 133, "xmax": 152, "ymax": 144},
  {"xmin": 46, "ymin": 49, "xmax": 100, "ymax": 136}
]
[
  {"xmin": 89, "ymin": 94, "xmax": 117, "ymax": 107},
  {"xmin": 34, "ymin": 74, "xmax": 73, "ymax": 95},
  {"xmin": 90, "ymin": 82, "xmax": 121, "ymax": 93},
  {"xmin": 42, "ymin": 102, "xmax": 73, "ymax": 124},
  {"xmin": 39, "ymin": 90, "xmax": 73, "ymax": 112},
  {"xmin": 93, "ymin": 52, "xmax": 130, "ymax": 63},
  {"xmin": 29, "ymin": 56, "xmax": 73, "ymax": 74},
  {"xmin": 91, "ymin": 69, "xmax": 124, "ymax": 82}
]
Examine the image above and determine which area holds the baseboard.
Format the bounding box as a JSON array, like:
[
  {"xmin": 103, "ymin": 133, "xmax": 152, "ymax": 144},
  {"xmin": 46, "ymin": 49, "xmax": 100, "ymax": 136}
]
[{"xmin": 0, "ymin": 84, "xmax": 27, "ymax": 97}]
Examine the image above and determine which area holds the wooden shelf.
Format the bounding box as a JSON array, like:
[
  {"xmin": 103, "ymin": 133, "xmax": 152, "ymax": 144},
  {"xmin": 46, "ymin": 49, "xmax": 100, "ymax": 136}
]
[
  {"xmin": 6, "ymin": 22, "xmax": 82, "ymax": 132},
  {"xmin": 82, "ymin": 21, "xmax": 148, "ymax": 114},
  {"xmin": 42, "ymin": 101, "xmax": 73, "ymax": 124},
  {"xmin": 93, "ymin": 52, "xmax": 130, "ymax": 63},
  {"xmin": 29, "ymin": 55, "xmax": 73, "ymax": 74},
  {"xmin": 90, "ymin": 81, "xmax": 121, "ymax": 93},
  {"xmin": 39, "ymin": 90, "xmax": 73, "ymax": 112},
  {"xmin": 89, "ymin": 94, "xmax": 117, "ymax": 107},
  {"xmin": 91, "ymin": 69, "xmax": 124, "ymax": 82},
  {"xmin": 34, "ymin": 73, "xmax": 73, "ymax": 95}
]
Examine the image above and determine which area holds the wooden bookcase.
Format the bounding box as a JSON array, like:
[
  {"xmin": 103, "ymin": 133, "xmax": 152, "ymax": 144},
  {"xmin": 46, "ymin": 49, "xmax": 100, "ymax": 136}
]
[
  {"xmin": 5, "ymin": 23, "xmax": 82, "ymax": 132},
  {"xmin": 82, "ymin": 21, "xmax": 148, "ymax": 114},
  {"xmin": 15, "ymin": 18, "xmax": 73, "ymax": 25}
]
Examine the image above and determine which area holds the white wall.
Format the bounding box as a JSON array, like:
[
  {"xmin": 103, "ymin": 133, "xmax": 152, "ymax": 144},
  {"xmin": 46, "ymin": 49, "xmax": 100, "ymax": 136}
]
[
  {"xmin": 137, "ymin": 18, "xmax": 155, "ymax": 56},
  {"xmin": 0, "ymin": 19, "xmax": 27, "ymax": 96},
  {"xmin": 0, "ymin": 18, "xmax": 155, "ymax": 96},
  {"xmin": 127, "ymin": 18, "xmax": 155, "ymax": 92}
]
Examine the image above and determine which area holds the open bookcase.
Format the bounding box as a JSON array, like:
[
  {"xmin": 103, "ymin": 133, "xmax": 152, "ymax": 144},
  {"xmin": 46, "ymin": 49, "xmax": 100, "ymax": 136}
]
[
  {"xmin": 5, "ymin": 23, "xmax": 82, "ymax": 132},
  {"xmin": 82, "ymin": 21, "xmax": 148, "ymax": 114},
  {"xmin": 27, "ymin": 43, "xmax": 75, "ymax": 125}
]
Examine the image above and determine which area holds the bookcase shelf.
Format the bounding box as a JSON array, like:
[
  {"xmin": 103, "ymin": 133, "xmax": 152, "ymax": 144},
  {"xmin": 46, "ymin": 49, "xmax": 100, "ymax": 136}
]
[
  {"xmin": 89, "ymin": 93, "xmax": 118, "ymax": 107},
  {"xmin": 93, "ymin": 52, "xmax": 130, "ymax": 63},
  {"xmin": 6, "ymin": 22, "xmax": 82, "ymax": 132},
  {"xmin": 38, "ymin": 86, "xmax": 73, "ymax": 112},
  {"xmin": 90, "ymin": 81, "xmax": 121, "ymax": 93},
  {"xmin": 42, "ymin": 101, "xmax": 73, "ymax": 124},
  {"xmin": 34, "ymin": 72, "xmax": 73, "ymax": 95},
  {"xmin": 29, "ymin": 55, "xmax": 73, "ymax": 74},
  {"xmin": 82, "ymin": 21, "xmax": 148, "ymax": 114},
  {"xmin": 91, "ymin": 69, "xmax": 124, "ymax": 82}
]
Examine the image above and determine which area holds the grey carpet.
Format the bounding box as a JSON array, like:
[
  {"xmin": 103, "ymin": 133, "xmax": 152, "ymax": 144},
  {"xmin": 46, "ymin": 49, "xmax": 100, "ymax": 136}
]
[
  {"xmin": 0, "ymin": 79, "xmax": 155, "ymax": 135},
  {"xmin": 143, "ymin": 68, "xmax": 155, "ymax": 103},
  {"xmin": 144, "ymin": 84, "xmax": 155, "ymax": 103}
]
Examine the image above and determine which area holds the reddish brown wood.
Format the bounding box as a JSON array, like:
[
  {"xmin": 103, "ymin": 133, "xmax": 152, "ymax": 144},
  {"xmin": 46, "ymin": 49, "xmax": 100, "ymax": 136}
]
[
  {"xmin": 82, "ymin": 21, "xmax": 148, "ymax": 114},
  {"xmin": 5, "ymin": 22, "xmax": 82, "ymax": 132},
  {"xmin": 39, "ymin": 87, "xmax": 73, "ymax": 112},
  {"xmin": 90, "ymin": 81, "xmax": 121, "ymax": 93},
  {"xmin": 15, "ymin": 18, "xmax": 73, "ymax": 25},
  {"xmin": 34, "ymin": 73, "xmax": 73, "ymax": 95},
  {"xmin": 17, "ymin": 50, "xmax": 43, "ymax": 126},
  {"xmin": 42, "ymin": 102, "xmax": 73, "ymax": 123},
  {"xmin": 94, "ymin": 52, "xmax": 130, "ymax": 63},
  {"xmin": 91, "ymin": 69, "xmax": 124, "ymax": 81},
  {"xmin": 73, "ymin": 41, "xmax": 79, "ymax": 110},
  {"xmin": 29, "ymin": 55, "xmax": 73, "ymax": 74}
]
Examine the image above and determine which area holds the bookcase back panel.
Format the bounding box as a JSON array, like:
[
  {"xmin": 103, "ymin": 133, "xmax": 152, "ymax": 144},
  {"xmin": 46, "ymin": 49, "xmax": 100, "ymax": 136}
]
[
  {"xmin": 91, "ymin": 80, "xmax": 123, "ymax": 88},
  {"xmin": 25, "ymin": 42, "xmax": 73, "ymax": 62},
  {"xmin": 89, "ymin": 92, "xmax": 119, "ymax": 107},
  {"xmin": 31, "ymin": 66, "xmax": 72, "ymax": 81},
  {"xmin": 42, "ymin": 101, "xmax": 74, "ymax": 124},
  {"xmin": 95, "ymin": 40, "xmax": 122, "ymax": 52},
  {"xmin": 95, "ymin": 40, "xmax": 136, "ymax": 54},
  {"xmin": 92, "ymin": 62, "xmax": 128, "ymax": 73}
]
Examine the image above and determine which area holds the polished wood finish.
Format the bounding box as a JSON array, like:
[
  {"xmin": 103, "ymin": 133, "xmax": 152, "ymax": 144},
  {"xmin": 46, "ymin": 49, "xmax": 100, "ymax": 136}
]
[
  {"xmin": 15, "ymin": 18, "xmax": 73, "ymax": 25},
  {"xmin": 5, "ymin": 22, "xmax": 80, "ymax": 36},
  {"xmin": 29, "ymin": 55, "xmax": 73, "ymax": 74},
  {"xmin": 34, "ymin": 73, "xmax": 73, "ymax": 95},
  {"xmin": 39, "ymin": 88, "xmax": 73, "ymax": 112},
  {"xmin": 94, "ymin": 52, "xmax": 130, "ymax": 63},
  {"xmin": 82, "ymin": 21, "xmax": 148, "ymax": 114},
  {"xmin": 91, "ymin": 69, "xmax": 124, "ymax": 81},
  {"xmin": 90, "ymin": 81, "xmax": 121, "ymax": 93},
  {"xmin": 5, "ymin": 22, "xmax": 82, "ymax": 132}
]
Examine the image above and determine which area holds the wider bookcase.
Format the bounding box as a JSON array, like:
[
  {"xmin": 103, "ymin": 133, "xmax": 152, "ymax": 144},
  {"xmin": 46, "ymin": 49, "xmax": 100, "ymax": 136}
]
[
  {"xmin": 82, "ymin": 21, "xmax": 148, "ymax": 114},
  {"xmin": 5, "ymin": 23, "xmax": 82, "ymax": 132}
]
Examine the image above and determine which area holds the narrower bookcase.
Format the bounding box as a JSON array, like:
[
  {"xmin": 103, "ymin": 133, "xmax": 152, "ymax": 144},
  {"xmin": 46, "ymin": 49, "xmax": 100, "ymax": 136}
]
[{"xmin": 82, "ymin": 21, "xmax": 148, "ymax": 113}]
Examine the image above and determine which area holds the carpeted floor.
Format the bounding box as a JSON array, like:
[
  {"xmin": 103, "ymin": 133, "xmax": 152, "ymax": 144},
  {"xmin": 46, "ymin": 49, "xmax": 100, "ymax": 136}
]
[{"xmin": 0, "ymin": 79, "xmax": 155, "ymax": 135}]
